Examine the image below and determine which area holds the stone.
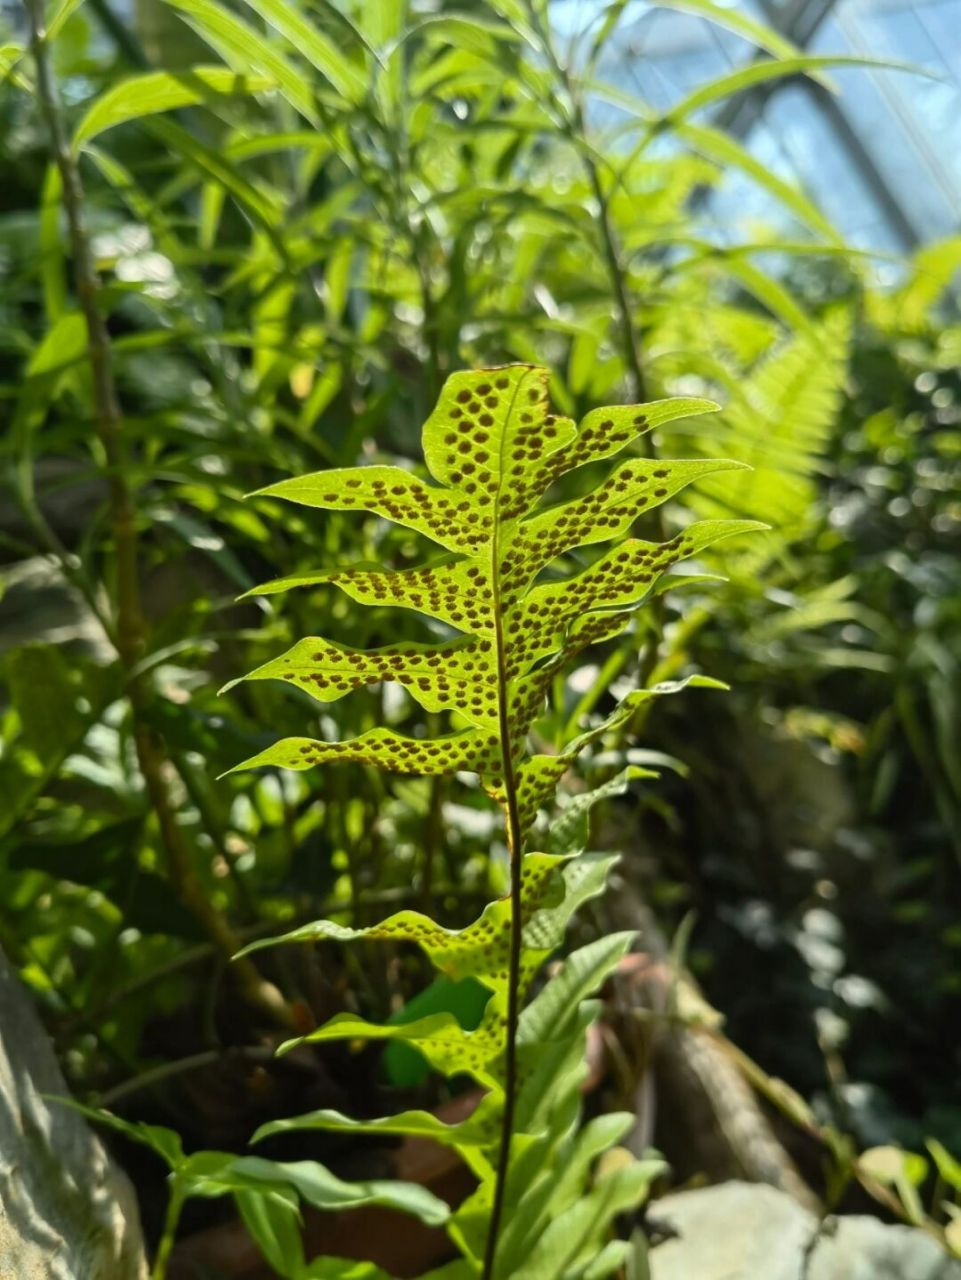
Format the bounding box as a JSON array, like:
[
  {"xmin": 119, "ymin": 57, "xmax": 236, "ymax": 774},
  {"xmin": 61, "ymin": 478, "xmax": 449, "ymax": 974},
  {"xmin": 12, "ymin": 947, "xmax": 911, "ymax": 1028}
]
[
  {"xmin": 649, "ymin": 1181, "xmax": 961, "ymax": 1280},
  {"xmin": 0, "ymin": 948, "xmax": 148, "ymax": 1280}
]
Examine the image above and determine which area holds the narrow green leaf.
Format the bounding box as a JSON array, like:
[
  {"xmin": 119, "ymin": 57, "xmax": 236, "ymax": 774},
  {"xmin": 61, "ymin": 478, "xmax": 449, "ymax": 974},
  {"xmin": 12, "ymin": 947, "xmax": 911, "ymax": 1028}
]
[
  {"xmin": 674, "ymin": 121, "xmax": 840, "ymax": 241},
  {"xmin": 47, "ymin": 0, "xmax": 87, "ymax": 39},
  {"xmin": 546, "ymin": 767, "xmax": 650, "ymax": 857},
  {"xmin": 39, "ymin": 164, "xmax": 67, "ymax": 322},
  {"xmin": 162, "ymin": 0, "xmax": 316, "ymax": 119},
  {"xmin": 73, "ymin": 66, "xmax": 275, "ymax": 148},
  {"xmin": 216, "ymin": 1156, "xmax": 452, "ymax": 1226},
  {"xmin": 253, "ymin": 1099, "xmax": 499, "ymax": 1152},
  {"xmin": 47, "ymin": 1099, "xmax": 185, "ymax": 1168},
  {"xmin": 223, "ymin": 636, "xmax": 498, "ymax": 728},
  {"xmin": 252, "ymin": 464, "xmax": 490, "ymax": 554},
  {"xmin": 235, "ymin": 0, "xmax": 367, "ymax": 99},
  {"xmin": 653, "ymin": 0, "xmax": 802, "ymax": 61},
  {"xmin": 721, "ymin": 256, "xmax": 814, "ymax": 332},
  {"xmin": 147, "ymin": 116, "xmax": 284, "ymax": 232},
  {"xmin": 221, "ymin": 725, "xmax": 500, "ymax": 779},
  {"xmin": 665, "ymin": 55, "xmax": 922, "ymax": 124}
]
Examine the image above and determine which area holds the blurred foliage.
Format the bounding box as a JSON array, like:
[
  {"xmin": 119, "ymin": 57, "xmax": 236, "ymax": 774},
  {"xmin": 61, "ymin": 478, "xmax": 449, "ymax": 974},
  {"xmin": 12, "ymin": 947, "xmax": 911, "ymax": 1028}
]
[{"xmin": 0, "ymin": 0, "xmax": 959, "ymax": 1267}]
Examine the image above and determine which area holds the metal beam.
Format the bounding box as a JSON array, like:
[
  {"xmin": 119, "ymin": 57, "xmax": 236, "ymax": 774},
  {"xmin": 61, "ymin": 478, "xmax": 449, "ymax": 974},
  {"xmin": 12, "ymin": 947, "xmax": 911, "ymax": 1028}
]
[{"xmin": 703, "ymin": 0, "xmax": 922, "ymax": 250}]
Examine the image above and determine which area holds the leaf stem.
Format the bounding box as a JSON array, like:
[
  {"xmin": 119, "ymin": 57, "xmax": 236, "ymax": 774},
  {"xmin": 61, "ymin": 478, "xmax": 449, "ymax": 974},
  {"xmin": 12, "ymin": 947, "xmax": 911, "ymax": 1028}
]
[
  {"xmin": 482, "ymin": 554, "xmax": 526, "ymax": 1280},
  {"xmin": 151, "ymin": 1181, "xmax": 185, "ymax": 1280},
  {"xmin": 23, "ymin": 0, "xmax": 291, "ymax": 1030}
]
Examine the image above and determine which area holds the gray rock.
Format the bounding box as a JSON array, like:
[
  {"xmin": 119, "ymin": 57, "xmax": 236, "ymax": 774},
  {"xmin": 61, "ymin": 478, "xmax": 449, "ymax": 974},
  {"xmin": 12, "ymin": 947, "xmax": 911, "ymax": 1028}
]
[
  {"xmin": 649, "ymin": 1181, "xmax": 961, "ymax": 1280},
  {"xmin": 0, "ymin": 948, "xmax": 148, "ymax": 1280}
]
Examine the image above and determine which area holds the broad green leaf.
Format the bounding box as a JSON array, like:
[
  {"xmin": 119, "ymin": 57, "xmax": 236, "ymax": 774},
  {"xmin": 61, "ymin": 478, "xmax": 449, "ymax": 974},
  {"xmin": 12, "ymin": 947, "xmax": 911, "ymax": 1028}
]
[
  {"xmin": 858, "ymin": 1145, "xmax": 928, "ymax": 1187},
  {"xmin": 858, "ymin": 1145, "xmax": 929, "ymax": 1224},
  {"xmin": 25, "ymin": 311, "xmax": 87, "ymax": 378},
  {"xmin": 518, "ymin": 933, "xmax": 635, "ymax": 1051},
  {"xmin": 581, "ymin": 1239, "xmax": 636, "ymax": 1279},
  {"xmin": 1, "ymin": 42, "xmax": 32, "ymax": 90},
  {"xmin": 498, "ymin": 1113, "xmax": 640, "ymax": 1273},
  {"xmin": 304, "ymin": 1262, "xmax": 394, "ymax": 1280},
  {"xmin": 512, "ymin": 1159, "xmax": 662, "ymax": 1278},
  {"xmin": 234, "ymin": 1186, "xmax": 303, "ymax": 1280},
  {"xmin": 418, "ymin": 1265, "xmax": 474, "ymax": 1280},
  {"xmin": 72, "ymin": 66, "xmax": 275, "ymax": 147}
]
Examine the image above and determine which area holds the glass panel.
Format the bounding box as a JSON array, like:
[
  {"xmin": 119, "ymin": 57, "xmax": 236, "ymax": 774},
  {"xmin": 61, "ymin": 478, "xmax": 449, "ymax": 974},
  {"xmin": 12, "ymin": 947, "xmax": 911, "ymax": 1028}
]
[
  {"xmin": 566, "ymin": 0, "xmax": 961, "ymax": 251},
  {"xmin": 812, "ymin": 4, "xmax": 961, "ymax": 242}
]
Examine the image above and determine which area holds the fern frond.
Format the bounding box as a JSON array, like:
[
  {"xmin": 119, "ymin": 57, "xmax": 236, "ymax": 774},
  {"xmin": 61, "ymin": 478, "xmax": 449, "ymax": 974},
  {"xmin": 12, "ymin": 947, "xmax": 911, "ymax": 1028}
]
[
  {"xmin": 225, "ymin": 364, "xmax": 760, "ymax": 1278},
  {"xmin": 228, "ymin": 365, "xmax": 760, "ymax": 821},
  {"xmin": 667, "ymin": 307, "xmax": 851, "ymax": 544}
]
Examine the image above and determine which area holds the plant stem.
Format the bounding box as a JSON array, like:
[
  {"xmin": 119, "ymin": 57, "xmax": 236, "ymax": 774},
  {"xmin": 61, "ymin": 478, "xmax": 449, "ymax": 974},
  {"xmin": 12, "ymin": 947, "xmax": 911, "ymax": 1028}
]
[
  {"xmin": 528, "ymin": 3, "xmax": 671, "ymax": 687},
  {"xmin": 529, "ymin": 4, "xmax": 648, "ymax": 402},
  {"xmin": 24, "ymin": 0, "xmax": 291, "ymax": 1030},
  {"xmin": 97, "ymin": 1045, "xmax": 277, "ymax": 1108},
  {"xmin": 151, "ymin": 1182, "xmax": 185, "ymax": 1280},
  {"xmin": 582, "ymin": 150, "xmax": 647, "ymax": 403},
  {"xmin": 482, "ymin": 553, "xmax": 526, "ymax": 1280}
]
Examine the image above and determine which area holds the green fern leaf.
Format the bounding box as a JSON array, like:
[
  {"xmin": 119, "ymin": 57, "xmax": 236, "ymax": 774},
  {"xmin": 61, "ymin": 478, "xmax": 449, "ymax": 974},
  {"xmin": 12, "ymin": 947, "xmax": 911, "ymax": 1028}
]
[
  {"xmin": 225, "ymin": 364, "xmax": 761, "ymax": 1278},
  {"xmin": 227, "ymin": 365, "xmax": 760, "ymax": 824}
]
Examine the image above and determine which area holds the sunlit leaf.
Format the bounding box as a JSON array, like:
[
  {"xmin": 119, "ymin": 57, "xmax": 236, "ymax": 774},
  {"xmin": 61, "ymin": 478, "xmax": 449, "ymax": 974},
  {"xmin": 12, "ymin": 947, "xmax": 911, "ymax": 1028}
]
[{"xmin": 73, "ymin": 66, "xmax": 275, "ymax": 147}]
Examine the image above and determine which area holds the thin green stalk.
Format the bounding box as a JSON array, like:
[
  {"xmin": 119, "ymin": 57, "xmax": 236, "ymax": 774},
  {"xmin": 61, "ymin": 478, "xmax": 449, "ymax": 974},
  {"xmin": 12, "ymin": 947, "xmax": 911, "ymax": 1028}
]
[
  {"xmin": 422, "ymin": 773, "xmax": 446, "ymax": 916},
  {"xmin": 527, "ymin": 3, "xmax": 648, "ymax": 403},
  {"xmin": 171, "ymin": 750, "xmax": 258, "ymax": 919},
  {"xmin": 98, "ymin": 1045, "xmax": 275, "ymax": 1108},
  {"xmin": 151, "ymin": 1183, "xmax": 186, "ymax": 1280},
  {"xmin": 563, "ymin": 643, "xmax": 629, "ymax": 741},
  {"xmin": 527, "ymin": 3, "xmax": 672, "ymax": 690}
]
